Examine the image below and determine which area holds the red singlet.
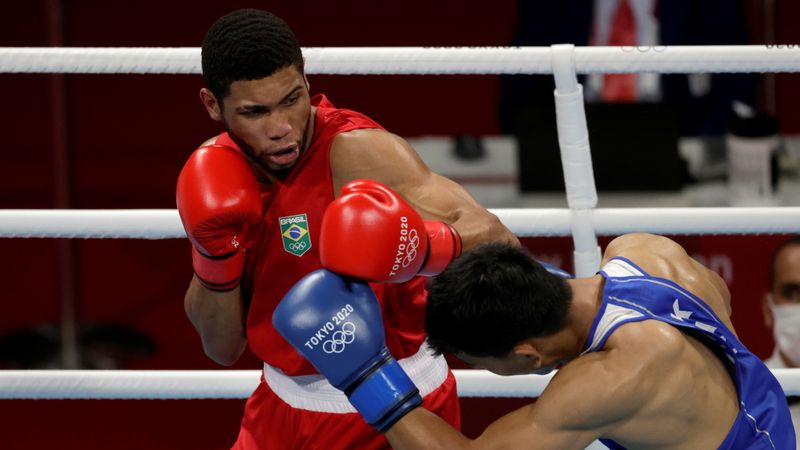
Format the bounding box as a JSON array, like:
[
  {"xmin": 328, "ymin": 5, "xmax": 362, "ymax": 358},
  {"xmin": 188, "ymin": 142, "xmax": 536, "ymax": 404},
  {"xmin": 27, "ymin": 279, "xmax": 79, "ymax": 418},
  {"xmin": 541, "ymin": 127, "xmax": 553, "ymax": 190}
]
[{"xmin": 214, "ymin": 95, "xmax": 459, "ymax": 450}]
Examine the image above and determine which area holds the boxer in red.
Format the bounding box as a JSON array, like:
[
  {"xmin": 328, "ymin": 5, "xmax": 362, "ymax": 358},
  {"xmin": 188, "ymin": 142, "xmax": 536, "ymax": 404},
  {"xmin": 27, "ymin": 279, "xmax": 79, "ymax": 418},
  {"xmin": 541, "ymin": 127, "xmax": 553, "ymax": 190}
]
[{"xmin": 175, "ymin": 8, "xmax": 518, "ymax": 450}]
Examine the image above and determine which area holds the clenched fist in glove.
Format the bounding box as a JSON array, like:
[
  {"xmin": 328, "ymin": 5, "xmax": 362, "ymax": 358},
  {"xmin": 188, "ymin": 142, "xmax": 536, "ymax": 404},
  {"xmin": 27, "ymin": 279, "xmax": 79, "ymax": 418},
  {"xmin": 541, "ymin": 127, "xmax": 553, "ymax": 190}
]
[
  {"xmin": 176, "ymin": 145, "xmax": 262, "ymax": 291},
  {"xmin": 320, "ymin": 179, "xmax": 461, "ymax": 283}
]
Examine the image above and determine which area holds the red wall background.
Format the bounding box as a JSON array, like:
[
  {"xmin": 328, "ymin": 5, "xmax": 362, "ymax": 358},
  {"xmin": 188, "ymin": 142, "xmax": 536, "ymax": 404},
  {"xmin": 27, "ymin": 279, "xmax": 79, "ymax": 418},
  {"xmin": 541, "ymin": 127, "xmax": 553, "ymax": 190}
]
[{"xmin": 1, "ymin": 1, "xmax": 799, "ymax": 448}]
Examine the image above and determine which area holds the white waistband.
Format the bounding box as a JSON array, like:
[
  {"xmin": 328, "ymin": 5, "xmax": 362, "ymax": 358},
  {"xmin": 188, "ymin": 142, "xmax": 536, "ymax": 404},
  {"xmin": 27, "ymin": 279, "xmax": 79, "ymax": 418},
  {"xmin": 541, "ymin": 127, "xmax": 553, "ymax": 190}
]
[{"xmin": 262, "ymin": 342, "xmax": 449, "ymax": 413}]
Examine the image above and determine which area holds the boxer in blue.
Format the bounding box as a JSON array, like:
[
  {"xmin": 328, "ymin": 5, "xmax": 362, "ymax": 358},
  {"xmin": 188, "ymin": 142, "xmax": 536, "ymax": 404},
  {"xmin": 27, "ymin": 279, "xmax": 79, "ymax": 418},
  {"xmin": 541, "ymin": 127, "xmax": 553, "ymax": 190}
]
[{"xmin": 275, "ymin": 233, "xmax": 795, "ymax": 449}]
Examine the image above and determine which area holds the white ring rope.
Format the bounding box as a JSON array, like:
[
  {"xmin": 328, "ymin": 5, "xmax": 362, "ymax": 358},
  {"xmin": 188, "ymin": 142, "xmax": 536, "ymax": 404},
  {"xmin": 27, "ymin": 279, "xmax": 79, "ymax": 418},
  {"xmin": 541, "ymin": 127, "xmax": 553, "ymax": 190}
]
[
  {"xmin": 3, "ymin": 46, "xmax": 797, "ymax": 405},
  {"xmin": 0, "ymin": 208, "xmax": 797, "ymax": 239},
  {"xmin": 0, "ymin": 369, "xmax": 797, "ymax": 399},
  {"xmin": 1, "ymin": 46, "xmax": 799, "ymax": 74}
]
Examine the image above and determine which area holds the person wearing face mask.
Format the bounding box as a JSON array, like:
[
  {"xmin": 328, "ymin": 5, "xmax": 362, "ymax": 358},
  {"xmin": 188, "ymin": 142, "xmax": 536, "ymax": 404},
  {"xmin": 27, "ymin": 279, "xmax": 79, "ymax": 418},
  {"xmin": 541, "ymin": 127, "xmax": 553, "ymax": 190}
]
[{"xmin": 762, "ymin": 235, "xmax": 800, "ymax": 446}]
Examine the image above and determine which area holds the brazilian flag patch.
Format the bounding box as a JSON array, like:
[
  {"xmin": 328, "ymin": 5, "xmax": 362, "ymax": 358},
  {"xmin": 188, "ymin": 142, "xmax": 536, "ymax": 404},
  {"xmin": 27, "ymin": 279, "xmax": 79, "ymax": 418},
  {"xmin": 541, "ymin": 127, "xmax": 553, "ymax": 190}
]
[{"xmin": 279, "ymin": 214, "xmax": 312, "ymax": 257}]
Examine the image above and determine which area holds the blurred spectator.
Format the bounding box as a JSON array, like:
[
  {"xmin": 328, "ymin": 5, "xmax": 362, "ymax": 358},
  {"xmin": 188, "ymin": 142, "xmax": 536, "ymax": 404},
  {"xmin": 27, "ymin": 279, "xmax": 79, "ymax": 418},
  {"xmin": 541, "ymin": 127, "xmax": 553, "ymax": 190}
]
[
  {"xmin": 501, "ymin": 0, "xmax": 757, "ymax": 192},
  {"xmin": 500, "ymin": 0, "xmax": 756, "ymax": 136},
  {"xmin": 762, "ymin": 235, "xmax": 800, "ymax": 445}
]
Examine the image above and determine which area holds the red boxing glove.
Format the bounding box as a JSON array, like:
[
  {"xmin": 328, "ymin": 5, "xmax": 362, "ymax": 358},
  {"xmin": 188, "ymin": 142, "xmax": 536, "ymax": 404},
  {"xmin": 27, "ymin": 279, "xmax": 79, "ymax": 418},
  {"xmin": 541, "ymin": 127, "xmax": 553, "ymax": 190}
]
[
  {"xmin": 320, "ymin": 179, "xmax": 462, "ymax": 283},
  {"xmin": 176, "ymin": 145, "xmax": 262, "ymax": 291}
]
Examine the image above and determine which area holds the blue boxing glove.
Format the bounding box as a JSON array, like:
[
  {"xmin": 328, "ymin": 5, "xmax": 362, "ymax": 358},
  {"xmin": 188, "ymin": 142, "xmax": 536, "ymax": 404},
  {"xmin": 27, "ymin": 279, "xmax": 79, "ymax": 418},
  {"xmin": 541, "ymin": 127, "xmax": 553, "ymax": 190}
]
[
  {"xmin": 537, "ymin": 260, "xmax": 573, "ymax": 279},
  {"xmin": 273, "ymin": 269, "xmax": 422, "ymax": 431}
]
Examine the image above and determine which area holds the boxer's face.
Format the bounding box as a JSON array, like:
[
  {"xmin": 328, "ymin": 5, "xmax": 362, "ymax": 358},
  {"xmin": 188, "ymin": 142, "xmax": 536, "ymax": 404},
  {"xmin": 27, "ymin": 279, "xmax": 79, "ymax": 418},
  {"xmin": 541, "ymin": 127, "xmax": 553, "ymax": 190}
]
[{"xmin": 202, "ymin": 65, "xmax": 312, "ymax": 172}]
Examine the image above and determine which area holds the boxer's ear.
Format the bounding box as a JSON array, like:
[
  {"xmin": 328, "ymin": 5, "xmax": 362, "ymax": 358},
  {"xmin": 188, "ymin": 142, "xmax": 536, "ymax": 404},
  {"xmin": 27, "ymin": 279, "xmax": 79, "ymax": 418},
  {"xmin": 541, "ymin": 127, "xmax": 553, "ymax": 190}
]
[
  {"xmin": 512, "ymin": 342, "xmax": 539, "ymax": 359},
  {"xmin": 200, "ymin": 88, "xmax": 222, "ymax": 122}
]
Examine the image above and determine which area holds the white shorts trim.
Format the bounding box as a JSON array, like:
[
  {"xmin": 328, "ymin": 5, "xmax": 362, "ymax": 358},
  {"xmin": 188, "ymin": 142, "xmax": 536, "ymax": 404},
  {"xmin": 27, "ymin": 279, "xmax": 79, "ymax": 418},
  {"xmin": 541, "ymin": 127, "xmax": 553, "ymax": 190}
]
[{"xmin": 262, "ymin": 341, "xmax": 449, "ymax": 413}]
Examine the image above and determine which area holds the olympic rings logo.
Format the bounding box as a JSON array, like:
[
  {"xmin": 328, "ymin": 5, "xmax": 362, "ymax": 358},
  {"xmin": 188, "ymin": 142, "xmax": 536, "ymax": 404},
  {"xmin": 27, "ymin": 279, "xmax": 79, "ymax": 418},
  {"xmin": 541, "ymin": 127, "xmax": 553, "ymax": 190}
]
[
  {"xmin": 620, "ymin": 46, "xmax": 667, "ymax": 53},
  {"xmin": 401, "ymin": 229, "xmax": 420, "ymax": 268},
  {"xmin": 322, "ymin": 322, "xmax": 356, "ymax": 354},
  {"xmin": 288, "ymin": 241, "xmax": 307, "ymax": 252},
  {"xmin": 766, "ymin": 44, "xmax": 800, "ymax": 49}
]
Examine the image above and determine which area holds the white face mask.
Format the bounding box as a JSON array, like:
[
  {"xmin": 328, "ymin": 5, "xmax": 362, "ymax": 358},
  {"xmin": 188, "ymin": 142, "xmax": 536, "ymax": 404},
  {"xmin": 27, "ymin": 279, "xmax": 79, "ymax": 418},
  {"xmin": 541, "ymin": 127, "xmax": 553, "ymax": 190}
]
[{"xmin": 769, "ymin": 295, "xmax": 800, "ymax": 367}]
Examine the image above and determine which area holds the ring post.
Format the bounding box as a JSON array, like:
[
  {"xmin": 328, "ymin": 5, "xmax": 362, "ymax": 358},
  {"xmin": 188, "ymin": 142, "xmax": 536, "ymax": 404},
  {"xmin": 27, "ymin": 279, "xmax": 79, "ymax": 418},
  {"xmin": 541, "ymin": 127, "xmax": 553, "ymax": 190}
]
[{"xmin": 551, "ymin": 44, "xmax": 602, "ymax": 277}]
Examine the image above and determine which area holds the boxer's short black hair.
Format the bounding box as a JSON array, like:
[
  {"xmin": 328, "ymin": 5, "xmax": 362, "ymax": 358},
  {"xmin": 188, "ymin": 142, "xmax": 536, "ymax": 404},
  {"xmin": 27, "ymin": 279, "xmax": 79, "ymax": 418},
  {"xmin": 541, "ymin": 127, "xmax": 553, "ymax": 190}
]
[
  {"xmin": 426, "ymin": 242, "xmax": 572, "ymax": 358},
  {"xmin": 202, "ymin": 8, "xmax": 304, "ymax": 102}
]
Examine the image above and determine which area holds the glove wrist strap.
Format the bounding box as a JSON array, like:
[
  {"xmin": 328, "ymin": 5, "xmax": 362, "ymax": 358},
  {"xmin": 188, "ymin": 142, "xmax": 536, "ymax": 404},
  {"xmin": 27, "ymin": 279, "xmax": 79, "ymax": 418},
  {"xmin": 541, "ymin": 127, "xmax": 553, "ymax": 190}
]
[
  {"xmin": 347, "ymin": 356, "xmax": 422, "ymax": 432},
  {"xmin": 191, "ymin": 246, "xmax": 244, "ymax": 291},
  {"xmin": 419, "ymin": 221, "xmax": 462, "ymax": 276}
]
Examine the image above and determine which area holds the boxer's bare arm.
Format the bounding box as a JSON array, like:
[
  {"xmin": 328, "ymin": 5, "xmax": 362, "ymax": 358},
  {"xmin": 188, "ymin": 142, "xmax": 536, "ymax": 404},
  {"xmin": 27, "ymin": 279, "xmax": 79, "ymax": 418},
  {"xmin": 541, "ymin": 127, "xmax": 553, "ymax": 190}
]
[
  {"xmin": 385, "ymin": 320, "xmax": 728, "ymax": 450},
  {"xmin": 184, "ymin": 276, "xmax": 247, "ymax": 366},
  {"xmin": 182, "ymin": 135, "xmax": 248, "ymax": 366},
  {"xmin": 385, "ymin": 351, "xmax": 644, "ymax": 450},
  {"xmin": 330, "ymin": 129, "xmax": 519, "ymax": 250}
]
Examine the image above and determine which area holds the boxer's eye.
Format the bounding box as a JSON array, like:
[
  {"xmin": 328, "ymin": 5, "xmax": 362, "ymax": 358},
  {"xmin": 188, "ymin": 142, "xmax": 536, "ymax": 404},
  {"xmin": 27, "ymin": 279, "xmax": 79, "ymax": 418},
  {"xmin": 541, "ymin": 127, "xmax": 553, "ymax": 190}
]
[{"xmin": 238, "ymin": 106, "xmax": 268, "ymax": 117}]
